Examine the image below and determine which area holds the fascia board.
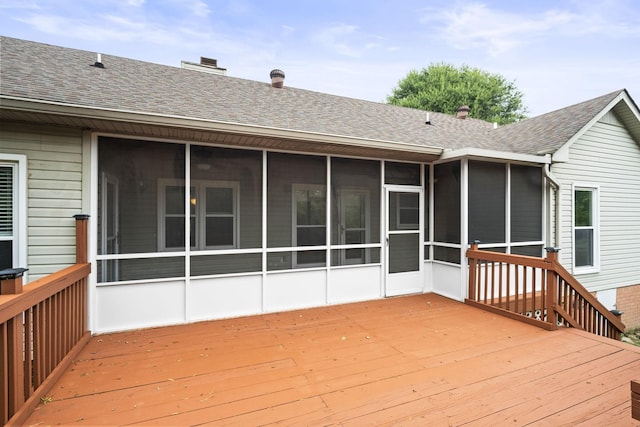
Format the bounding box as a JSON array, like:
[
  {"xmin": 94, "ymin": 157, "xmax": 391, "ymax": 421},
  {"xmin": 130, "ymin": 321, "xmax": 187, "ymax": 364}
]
[{"xmin": 439, "ymin": 147, "xmax": 551, "ymax": 164}]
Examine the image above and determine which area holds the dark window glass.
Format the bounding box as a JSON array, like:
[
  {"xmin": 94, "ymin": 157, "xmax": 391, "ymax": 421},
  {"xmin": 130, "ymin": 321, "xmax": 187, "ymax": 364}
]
[
  {"xmin": 206, "ymin": 217, "xmax": 234, "ymax": 246},
  {"xmin": 575, "ymin": 229, "xmax": 594, "ymax": 267},
  {"xmin": 574, "ymin": 190, "xmax": 593, "ymax": 226},
  {"xmin": 0, "ymin": 241, "xmax": 12, "ymax": 269}
]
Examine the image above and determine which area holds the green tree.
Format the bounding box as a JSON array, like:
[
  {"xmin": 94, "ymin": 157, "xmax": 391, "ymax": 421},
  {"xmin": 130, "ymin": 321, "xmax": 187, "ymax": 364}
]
[{"xmin": 387, "ymin": 63, "xmax": 528, "ymax": 124}]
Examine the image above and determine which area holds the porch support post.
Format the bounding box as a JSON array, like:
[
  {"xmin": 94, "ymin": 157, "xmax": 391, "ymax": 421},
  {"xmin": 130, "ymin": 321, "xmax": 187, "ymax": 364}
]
[
  {"xmin": 74, "ymin": 214, "xmax": 90, "ymax": 264},
  {"xmin": 544, "ymin": 247, "xmax": 560, "ymax": 330}
]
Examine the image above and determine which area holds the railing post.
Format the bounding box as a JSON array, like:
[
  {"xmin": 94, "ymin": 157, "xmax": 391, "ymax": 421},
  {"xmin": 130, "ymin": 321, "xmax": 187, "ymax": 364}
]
[
  {"xmin": 74, "ymin": 214, "xmax": 90, "ymax": 264},
  {"xmin": 467, "ymin": 241, "xmax": 480, "ymax": 301},
  {"xmin": 1, "ymin": 269, "xmax": 29, "ymax": 419},
  {"xmin": 544, "ymin": 247, "xmax": 560, "ymax": 330},
  {"xmin": 0, "ymin": 267, "xmax": 28, "ymax": 295}
]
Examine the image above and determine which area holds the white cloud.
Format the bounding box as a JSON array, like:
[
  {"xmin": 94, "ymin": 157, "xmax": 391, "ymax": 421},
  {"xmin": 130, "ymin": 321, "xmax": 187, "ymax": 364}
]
[
  {"xmin": 185, "ymin": 0, "xmax": 210, "ymax": 18},
  {"xmin": 313, "ymin": 23, "xmax": 389, "ymax": 59},
  {"xmin": 314, "ymin": 23, "xmax": 362, "ymax": 57},
  {"xmin": 281, "ymin": 25, "xmax": 295, "ymax": 38},
  {"xmin": 421, "ymin": 1, "xmax": 640, "ymax": 57},
  {"xmin": 0, "ymin": 0, "xmax": 40, "ymax": 9},
  {"xmin": 422, "ymin": 3, "xmax": 576, "ymax": 56}
]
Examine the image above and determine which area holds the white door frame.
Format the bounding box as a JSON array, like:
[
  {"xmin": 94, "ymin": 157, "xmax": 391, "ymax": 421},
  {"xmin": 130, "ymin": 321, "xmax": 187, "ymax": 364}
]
[{"xmin": 385, "ymin": 185, "xmax": 424, "ymax": 296}]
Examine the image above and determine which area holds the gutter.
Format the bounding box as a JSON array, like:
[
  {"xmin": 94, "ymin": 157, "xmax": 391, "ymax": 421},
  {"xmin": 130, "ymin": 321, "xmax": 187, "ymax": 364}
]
[
  {"xmin": 543, "ymin": 161, "xmax": 561, "ymax": 250},
  {"xmin": 1, "ymin": 96, "xmax": 444, "ymax": 157}
]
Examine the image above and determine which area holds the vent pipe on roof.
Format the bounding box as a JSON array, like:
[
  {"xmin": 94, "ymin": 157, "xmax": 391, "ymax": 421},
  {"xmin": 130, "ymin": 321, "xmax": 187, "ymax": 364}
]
[
  {"xmin": 270, "ymin": 69, "xmax": 285, "ymax": 88},
  {"xmin": 93, "ymin": 53, "xmax": 104, "ymax": 68},
  {"xmin": 456, "ymin": 105, "xmax": 470, "ymax": 119}
]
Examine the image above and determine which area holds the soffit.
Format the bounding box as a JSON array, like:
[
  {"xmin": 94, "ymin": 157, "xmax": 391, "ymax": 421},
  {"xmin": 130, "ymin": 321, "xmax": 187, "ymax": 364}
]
[{"xmin": 1, "ymin": 109, "xmax": 441, "ymax": 163}]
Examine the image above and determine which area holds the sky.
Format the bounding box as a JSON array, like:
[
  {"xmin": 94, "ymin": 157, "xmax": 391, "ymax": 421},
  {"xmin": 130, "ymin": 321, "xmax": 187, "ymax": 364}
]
[{"xmin": 1, "ymin": 0, "xmax": 639, "ymax": 117}]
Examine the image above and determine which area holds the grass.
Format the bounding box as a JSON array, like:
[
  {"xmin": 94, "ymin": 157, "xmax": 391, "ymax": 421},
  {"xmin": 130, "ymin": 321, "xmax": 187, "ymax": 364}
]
[{"xmin": 622, "ymin": 328, "xmax": 640, "ymax": 347}]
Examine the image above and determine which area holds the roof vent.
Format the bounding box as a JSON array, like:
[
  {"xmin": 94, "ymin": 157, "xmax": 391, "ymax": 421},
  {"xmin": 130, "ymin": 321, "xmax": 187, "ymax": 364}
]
[
  {"xmin": 200, "ymin": 57, "xmax": 218, "ymax": 67},
  {"xmin": 92, "ymin": 53, "xmax": 104, "ymax": 69},
  {"xmin": 270, "ymin": 69, "xmax": 285, "ymax": 88},
  {"xmin": 456, "ymin": 105, "xmax": 470, "ymax": 119}
]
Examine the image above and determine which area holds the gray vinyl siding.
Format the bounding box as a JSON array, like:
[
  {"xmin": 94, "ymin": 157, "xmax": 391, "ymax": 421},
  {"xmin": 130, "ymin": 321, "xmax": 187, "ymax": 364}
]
[
  {"xmin": 0, "ymin": 122, "xmax": 84, "ymax": 280},
  {"xmin": 552, "ymin": 112, "xmax": 640, "ymax": 291}
]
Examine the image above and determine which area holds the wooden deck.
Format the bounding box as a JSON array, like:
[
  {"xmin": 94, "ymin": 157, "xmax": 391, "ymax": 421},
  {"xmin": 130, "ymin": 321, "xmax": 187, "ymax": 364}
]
[{"xmin": 23, "ymin": 294, "xmax": 640, "ymax": 426}]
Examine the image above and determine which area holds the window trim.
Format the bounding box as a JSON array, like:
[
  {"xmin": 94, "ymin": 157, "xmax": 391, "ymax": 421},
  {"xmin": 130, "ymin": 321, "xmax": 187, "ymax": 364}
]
[
  {"xmin": 0, "ymin": 154, "xmax": 27, "ymax": 272},
  {"xmin": 572, "ymin": 184, "xmax": 600, "ymax": 274},
  {"xmin": 158, "ymin": 179, "xmax": 240, "ymax": 251}
]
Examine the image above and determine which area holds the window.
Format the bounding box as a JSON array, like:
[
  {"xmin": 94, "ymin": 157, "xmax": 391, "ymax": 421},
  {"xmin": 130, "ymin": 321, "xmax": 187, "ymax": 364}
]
[
  {"xmin": 0, "ymin": 164, "xmax": 15, "ymax": 269},
  {"xmin": 574, "ymin": 187, "xmax": 599, "ymax": 272},
  {"xmin": 159, "ymin": 179, "xmax": 239, "ymax": 250},
  {"xmin": 0, "ymin": 156, "xmax": 25, "ymax": 271},
  {"xmin": 331, "ymin": 157, "xmax": 380, "ymax": 266},
  {"xmin": 338, "ymin": 189, "xmax": 370, "ymax": 264},
  {"xmin": 293, "ymin": 184, "xmax": 326, "ymax": 266}
]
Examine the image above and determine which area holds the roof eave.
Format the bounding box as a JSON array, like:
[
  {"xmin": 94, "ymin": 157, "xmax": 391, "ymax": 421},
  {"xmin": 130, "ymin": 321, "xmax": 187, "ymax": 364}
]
[
  {"xmin": 439, "ymin": 147, "xmax": 551, "ymax": 164},
  {"xmin": 1, "ymin": 96, "xmax": 444, "ymax": 158}
]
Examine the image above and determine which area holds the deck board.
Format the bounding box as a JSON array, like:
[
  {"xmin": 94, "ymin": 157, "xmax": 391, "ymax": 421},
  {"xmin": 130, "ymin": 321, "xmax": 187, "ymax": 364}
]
[{"xmin": 23, "ymin": 294, "xmax": 640, "ymax": 426}]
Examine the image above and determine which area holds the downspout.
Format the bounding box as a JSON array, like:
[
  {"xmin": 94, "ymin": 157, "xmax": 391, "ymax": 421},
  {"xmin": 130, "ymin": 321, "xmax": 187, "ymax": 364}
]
[{"xmin": 543, "ymin": 162, "xmax": 561, "ymax": 249}]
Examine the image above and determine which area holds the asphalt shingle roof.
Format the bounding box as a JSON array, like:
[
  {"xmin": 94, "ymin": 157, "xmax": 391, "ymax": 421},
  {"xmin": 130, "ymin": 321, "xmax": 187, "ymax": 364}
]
[
  {"xmin": 1, "ymin": 36, "xmax": 634, "ymax": 157},
  {"xmin": 489, "ymin": 91, "xmax": 624, "ymax": 155},
  {"xmin": 0, "ymin": 36, "xmax": 493, "ymax": 151}
]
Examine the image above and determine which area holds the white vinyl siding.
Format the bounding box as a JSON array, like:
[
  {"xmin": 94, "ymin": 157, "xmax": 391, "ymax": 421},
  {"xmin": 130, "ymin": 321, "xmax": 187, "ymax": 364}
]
[
  {"xmin": 0, "ymin": 123, "xmax": 84, "ymax": 279},
  {"xmin": 552, "ymin": 112, "xmax": 640, "ymax": 291}
]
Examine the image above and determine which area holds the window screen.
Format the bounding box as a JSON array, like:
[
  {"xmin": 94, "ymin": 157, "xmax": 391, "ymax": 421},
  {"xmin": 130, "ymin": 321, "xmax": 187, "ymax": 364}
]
[
  {"xmin": 434, "ymin": 161, "xmax": 460, "ymax": 244},
  {"xmin": 511, "ymin": 165, "xmax": 542, "ymax": 242},
  {"xmin": 468, "ymin": 161, "xmax": 505, "ymax": 244}
]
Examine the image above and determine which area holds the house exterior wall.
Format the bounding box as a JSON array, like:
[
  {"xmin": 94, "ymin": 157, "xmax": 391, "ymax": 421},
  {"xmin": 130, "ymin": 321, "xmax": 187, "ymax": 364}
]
[
  {"xmin": 551, "ymin": 111, "xmax": 640, "ymax": 326},
  {"xmin": 0, "ymin": 122, "xmax": 85, "ymax": 280}
]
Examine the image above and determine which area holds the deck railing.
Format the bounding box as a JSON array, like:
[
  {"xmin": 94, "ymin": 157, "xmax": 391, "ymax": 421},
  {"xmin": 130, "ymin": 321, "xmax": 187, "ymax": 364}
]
[
  {"xmin": 0, "ymin": 215, "xmax": 91, "ymax": 426},
  {"xmin": 466, "ymin": 243, "xmax": 625, "ymax": 340}
]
